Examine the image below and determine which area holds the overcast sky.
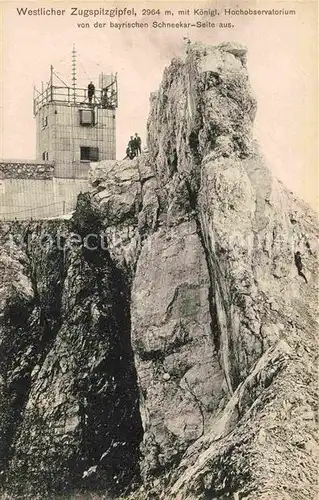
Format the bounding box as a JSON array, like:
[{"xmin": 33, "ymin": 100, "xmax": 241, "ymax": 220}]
[{"xmin": 0, "ymin": 0, "xmax": 317, "ymax": 209}]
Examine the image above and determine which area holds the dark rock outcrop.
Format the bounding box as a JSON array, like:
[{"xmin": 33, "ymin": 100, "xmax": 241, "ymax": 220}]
[
  {"xmin": 0, "ymin": 202, "xmax": 143, "ymax": 498},
  {"xmin": 0, "ymin": 42, "xmax": 317, "ymax": 499}
]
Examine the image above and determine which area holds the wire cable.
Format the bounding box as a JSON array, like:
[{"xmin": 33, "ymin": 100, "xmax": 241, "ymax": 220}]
[
  {"xmin": 53, "ymin": 71, "xmax": 69, "ymax": 88},
  {"xmin": 0, "ymin": 200, "xmax": 74, "ymax": 218}
]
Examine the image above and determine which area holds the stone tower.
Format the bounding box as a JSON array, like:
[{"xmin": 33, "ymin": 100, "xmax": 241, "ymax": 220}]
[{"xmin": 34, "ymin": 60, "xmax": 118, "ymax": 179}]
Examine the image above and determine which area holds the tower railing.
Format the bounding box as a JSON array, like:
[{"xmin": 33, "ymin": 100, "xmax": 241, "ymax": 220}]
[{"xmin": 33, "ymin": 81, "xmax": 118, "ymax": 115}]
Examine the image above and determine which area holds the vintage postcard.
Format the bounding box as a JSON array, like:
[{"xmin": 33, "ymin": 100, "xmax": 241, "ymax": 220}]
[{"xmin": 0, "ymin": 1, "xmax": 317, "ymax": 499}]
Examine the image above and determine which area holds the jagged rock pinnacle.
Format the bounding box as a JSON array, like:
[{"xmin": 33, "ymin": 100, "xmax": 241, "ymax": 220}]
[{"xmin": 0, "ymin": 42, "xmax": 317, "ymax": 500}]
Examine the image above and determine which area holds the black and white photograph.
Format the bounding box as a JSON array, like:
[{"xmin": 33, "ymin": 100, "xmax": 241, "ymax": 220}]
[{"xmin": 0, "ymin": 1, "xmax": 317, "ymax": 499}]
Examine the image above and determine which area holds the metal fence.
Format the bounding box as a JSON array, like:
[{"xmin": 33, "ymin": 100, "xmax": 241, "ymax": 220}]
[
  {"xmin": 34, "ymin": 81, "xmax": 118, "ymax": 115},
  {"xmin": 0, "ymin": 201, "xmax": 75, "ymax": 221}
]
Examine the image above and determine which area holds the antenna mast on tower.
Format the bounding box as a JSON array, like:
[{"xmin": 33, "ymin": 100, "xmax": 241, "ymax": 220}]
[{"xmin": 72, "ymin": 44, "xmax": 77, "ymax": 103}]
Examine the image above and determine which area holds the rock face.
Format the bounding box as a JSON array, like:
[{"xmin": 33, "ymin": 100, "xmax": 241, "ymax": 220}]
[
  {"xmin": 0, "ymin": 42, "xmax": 318, "ymax": 499},
  {"xmin": 0, "ymin": 210, "xmax": 143, "ymax": 498}
]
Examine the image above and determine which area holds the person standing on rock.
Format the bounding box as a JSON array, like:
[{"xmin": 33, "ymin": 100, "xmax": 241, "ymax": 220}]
[
  {"xmin": 183, "ymin": 36, "xmax": 191, "ymax": 54},
  {"xmin": 294, "ymin": 251, "xmax": 308, "ymax": 283},
  {"xmin": 125, "ymin": 136, "xmax": 136, "ymax": 160},
  {"xmin": 134, "ymin": 133, "xmax": 142, "ymax": 156}
]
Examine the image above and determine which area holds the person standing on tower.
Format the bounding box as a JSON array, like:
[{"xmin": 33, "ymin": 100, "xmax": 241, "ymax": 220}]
[
  {"xmin": 88, "ymin": 81, "xmax": 95, "ymax": 103},
  {"xmin": 102, "ymin": 87, "xmax": 108, "ymax": 107}
]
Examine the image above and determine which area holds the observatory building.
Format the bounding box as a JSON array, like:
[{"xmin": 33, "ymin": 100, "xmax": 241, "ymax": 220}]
[
  {"xmin": 0, "ymin": 49, "xmax": 118, "ymax": 219},
  {"xmin": 34, "ymin": 61, "xmax": 118, "ymax": 178}
]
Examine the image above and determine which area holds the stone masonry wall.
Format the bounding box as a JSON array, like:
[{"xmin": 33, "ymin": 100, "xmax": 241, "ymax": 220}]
[{"xmin": 0, "ymin": 161, "xmax": 54, "ymax": 180}]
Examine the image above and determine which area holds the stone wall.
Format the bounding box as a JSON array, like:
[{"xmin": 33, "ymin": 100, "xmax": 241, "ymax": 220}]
[
  {"xmin": 0, "ymin": 161, "xmax": 90, "ymax": 220},
  {"xmin": 0, "ymin": 161, "xmax": 54, "ymax": 180}
]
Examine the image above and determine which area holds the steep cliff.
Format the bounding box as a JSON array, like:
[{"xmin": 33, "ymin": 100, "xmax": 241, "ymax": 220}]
[{"xmin": 0, "ymin": 42, "xmax": 317, "ymax": 500}]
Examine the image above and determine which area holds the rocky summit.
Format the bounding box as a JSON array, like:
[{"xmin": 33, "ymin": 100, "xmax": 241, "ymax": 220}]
[{"xmin": 0, "ymin": 42, "xmax": 317, "ymax": 500}]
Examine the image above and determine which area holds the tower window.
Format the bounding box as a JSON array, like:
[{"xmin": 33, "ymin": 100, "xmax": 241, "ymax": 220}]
[
  {"xmin": 80, "ymin": 146, "xmax": 99, "ymax": 162},
  {"xmin": 80, "ymin": 109, "xmax": 95, "ymax": 125}
]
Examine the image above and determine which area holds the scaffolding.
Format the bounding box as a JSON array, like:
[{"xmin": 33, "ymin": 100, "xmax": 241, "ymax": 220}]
[{"xmin": 33, "ymin": 76, "xmax": 118, "ymax": 116}]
